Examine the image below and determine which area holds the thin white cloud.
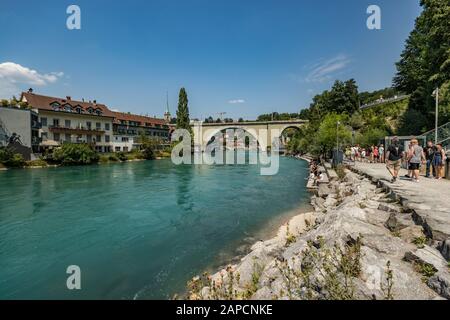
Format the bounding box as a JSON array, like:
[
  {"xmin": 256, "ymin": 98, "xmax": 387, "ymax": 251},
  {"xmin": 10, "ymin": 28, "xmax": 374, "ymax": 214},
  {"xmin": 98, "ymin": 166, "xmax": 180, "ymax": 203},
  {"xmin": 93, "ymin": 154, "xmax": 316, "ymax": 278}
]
[
  {"xmin": 228, "ymin": 99, "xmax": 246, "ymax": 104},
  {"xmin": 304, "ymin": 55, "xmax": 351, "ymax": 83},
  {"xmin": 0, "ymin": 62, "xmax": 63, "ymax": 98}
]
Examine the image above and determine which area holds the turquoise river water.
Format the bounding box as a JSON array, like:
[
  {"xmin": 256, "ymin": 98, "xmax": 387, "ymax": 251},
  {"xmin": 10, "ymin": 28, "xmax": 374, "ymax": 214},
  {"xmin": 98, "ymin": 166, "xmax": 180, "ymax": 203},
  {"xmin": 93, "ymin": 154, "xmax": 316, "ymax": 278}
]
[{"xmin": 0, "ymin": 155, "xmax": 310, "ymax": 299}]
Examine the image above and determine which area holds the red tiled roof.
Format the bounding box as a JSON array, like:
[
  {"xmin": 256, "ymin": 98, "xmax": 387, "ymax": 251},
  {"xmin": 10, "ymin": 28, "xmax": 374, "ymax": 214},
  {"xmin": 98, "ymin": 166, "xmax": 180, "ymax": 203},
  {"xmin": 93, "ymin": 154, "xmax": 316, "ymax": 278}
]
[
  {"xmin": 21, "ymin": 92, "xmax": 115, "ymax": 118},
  {"xmin": 112, "ymin": 111, "xmax": 167, "ymax": 126},
  {"xmin": 21, "ymin": 92, "xmax": 168, "ymax": 126}
]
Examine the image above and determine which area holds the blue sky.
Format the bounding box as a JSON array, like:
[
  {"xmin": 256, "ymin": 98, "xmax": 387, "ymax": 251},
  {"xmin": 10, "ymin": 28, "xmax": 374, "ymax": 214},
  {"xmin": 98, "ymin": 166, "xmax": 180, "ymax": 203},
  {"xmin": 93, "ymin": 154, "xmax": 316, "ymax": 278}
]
[{"xmin": 0, "ymin": 0, "xmax": 421, "ymax": 119}]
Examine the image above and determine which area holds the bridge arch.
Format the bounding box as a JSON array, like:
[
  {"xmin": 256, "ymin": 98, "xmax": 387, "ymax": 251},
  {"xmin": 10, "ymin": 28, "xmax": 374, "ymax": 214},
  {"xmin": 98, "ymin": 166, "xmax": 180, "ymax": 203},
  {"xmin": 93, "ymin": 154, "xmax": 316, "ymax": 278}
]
[{"xmin": 204, "ymin": 126, "xmax": 263, "ymax": 151}]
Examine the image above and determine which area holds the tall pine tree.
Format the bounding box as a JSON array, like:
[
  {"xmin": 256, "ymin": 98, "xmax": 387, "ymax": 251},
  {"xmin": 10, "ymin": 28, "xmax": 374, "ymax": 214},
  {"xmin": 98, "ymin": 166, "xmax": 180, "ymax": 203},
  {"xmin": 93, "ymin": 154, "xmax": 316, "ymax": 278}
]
[{"xmin": 176, "ymin": 88, "xmax": 191, "ymax": 133}]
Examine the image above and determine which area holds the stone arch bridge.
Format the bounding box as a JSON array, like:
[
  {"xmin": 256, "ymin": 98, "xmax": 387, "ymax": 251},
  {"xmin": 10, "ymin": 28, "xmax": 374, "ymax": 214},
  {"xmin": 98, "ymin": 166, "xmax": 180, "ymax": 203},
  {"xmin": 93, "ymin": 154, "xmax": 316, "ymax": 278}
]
[{"xmin": 191, "ymin": 120, "xmax": 308, "ymax": 152}]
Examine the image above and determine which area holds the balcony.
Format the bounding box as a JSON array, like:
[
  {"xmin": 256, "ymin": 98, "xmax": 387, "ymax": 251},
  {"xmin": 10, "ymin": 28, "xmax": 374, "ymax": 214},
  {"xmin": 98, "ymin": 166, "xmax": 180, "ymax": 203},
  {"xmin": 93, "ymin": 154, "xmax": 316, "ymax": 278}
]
[{"xmin": 48, "ymin": 125, "xmax": 105, "ymax": 135}]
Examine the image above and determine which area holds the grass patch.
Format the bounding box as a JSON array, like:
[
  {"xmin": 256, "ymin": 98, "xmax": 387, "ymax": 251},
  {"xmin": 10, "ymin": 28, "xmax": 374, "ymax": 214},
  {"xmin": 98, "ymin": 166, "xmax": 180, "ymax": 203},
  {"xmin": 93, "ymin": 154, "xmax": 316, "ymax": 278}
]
[
  {"xmin": 413, "ymin": 261, "xmax": 437, "ymax": 281},
  {"xmin": 412, "ymin": 236, "xmax": 427, "ymax": 249}
]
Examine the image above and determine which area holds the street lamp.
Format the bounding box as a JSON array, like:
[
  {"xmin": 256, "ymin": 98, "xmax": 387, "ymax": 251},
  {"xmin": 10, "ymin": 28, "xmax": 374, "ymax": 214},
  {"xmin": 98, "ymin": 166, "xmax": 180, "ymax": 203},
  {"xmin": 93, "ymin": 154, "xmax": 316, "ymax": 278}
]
[
  {"xmin": 336, "ymin": 121, "xmax": 341, "ymax": 152},
  {"xmin": 432, "ymin": 87, "xmax": 439, "ymax": 145}
]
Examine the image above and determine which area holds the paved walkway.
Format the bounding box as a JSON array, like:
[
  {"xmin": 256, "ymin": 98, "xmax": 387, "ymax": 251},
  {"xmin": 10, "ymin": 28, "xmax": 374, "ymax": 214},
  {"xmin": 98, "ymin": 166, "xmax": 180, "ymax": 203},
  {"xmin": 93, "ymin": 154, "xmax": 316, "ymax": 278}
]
[{"xmin": 350, "ymin": 162, "xmax": 450, "ymax": 242}]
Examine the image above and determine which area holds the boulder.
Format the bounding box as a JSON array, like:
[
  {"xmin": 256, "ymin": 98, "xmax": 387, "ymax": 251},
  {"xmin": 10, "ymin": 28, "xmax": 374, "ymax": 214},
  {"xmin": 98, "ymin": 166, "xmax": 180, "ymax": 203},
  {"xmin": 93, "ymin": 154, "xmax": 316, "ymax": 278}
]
[
  {"xmin": 428, "ymin": 272, "xmax": 450, "ymax": 299},
  {"xmin": 384, "ymin": 213, "xmax": 399, "ymax": 231},
  {"xmin": 318, "ymin": 184, "xmax": 332, "ymax": 199},
  {"xmin": 438, "ymin": 238, "xmax": 450, "ymax": 261},
  {"xmin": 378, "ymin": 203, "xmax": 401, "ymax": 214},
  {"xmin": 399, "ymin": 226, "xmax": 424, "ymax": 244},
  {"xmin": 323, "ymin": 196, "xmax": 338, "ymax": 208},
  {"xmin": 404, "ymin": 245, "xmax": 448, "ymax": 271}
]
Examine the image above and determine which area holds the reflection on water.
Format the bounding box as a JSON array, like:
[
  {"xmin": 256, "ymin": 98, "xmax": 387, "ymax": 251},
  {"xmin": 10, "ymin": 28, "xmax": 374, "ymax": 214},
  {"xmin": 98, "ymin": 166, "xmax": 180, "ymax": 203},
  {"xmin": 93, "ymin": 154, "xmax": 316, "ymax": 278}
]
[{"xmin": 0, "ymin": 155, "xmax": 310, "ymax": 299}]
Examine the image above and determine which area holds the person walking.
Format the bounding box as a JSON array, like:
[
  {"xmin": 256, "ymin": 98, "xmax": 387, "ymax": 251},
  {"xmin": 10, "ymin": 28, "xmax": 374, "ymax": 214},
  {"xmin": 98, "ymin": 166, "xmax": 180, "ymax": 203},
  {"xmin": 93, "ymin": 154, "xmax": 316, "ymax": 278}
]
[
  {"xmin": 433, "ymin": 144, "xmax": 447, "ymax": 180},
  {"xmin": 379, "ymin": 144, "xmax": 385, "ymax": 163},
  {"xmin": 385, "ymin": 137, "xmax": 404, "ymax": 183},
  {"xmin": 407, "ymin": 139, "xmax": 425, "ymax": 182},
  {"xmin": 424, "ymin": 140, "xmax": 435, "ymax": 178},
  {"xmin": 373, "ymin": 146, "xmax": 379, "ymax": 163},
  {"xmin": 404, "ymin": 141, "xmax": 413, "ymax": 179}
]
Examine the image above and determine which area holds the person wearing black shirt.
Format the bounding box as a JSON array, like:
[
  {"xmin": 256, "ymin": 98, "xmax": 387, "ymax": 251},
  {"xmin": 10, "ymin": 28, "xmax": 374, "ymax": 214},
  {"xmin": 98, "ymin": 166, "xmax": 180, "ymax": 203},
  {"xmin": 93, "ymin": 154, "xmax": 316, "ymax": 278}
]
[
  {"xmin": 385, "ymin": 137, "xmax": 404, "ymax": 183},
  {"xmin": 424, "ymin": 140, "xmax": 436, "ymax": 178}
]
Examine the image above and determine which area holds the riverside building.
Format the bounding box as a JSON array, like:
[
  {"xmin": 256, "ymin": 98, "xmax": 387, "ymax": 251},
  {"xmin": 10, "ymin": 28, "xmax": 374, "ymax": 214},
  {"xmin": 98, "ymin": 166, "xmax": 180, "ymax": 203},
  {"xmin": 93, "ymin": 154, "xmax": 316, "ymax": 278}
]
[{"xmin": 19, "ymin": 90, "xmax": 170, "ymax": 153}]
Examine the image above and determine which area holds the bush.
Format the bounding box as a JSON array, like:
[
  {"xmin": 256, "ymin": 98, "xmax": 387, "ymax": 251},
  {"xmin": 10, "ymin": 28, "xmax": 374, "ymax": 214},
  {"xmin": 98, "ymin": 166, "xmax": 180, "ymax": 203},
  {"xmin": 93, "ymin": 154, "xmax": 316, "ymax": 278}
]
[
  {"xmin": 26, "ymin": 159, "xmax": 48, "ymax": 167},
  {"xmin": 335, "ymin": 164, "xmax": 346, "ymax": 180},
  {"xmin": 108, "ymin": 154, "xmax": 119, "ymax": 161},
  {"xmin": 116, "ymin": 152, "xmax": 128, "ymax": 161},
  {"xmin": 49, "ymin": 143, "xmax": 99, "ymax": 165},
  {"xmin": 0, "ymin": 147, "xmax": 25, "ymax": 167},
  {"xmin": 141, "ymin": 147, "xmax": 154, "ymax": 160}
]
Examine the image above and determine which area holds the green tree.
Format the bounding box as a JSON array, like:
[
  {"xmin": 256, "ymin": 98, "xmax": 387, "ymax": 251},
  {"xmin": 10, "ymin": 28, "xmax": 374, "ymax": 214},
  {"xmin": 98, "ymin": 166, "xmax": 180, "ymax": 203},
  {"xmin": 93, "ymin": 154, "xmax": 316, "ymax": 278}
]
[
  {"xmin": 316, "ymin": 113, "xmax": 352, "ymax": 154},
  {"xmin": 50, "ymin": 143, "xmax": 99, "ymax": 165},
  {"xmin": 136, "ymin": 132, "xmax": 159, "ymax": 160},
  {"xmin": 176, "ymin": 88, "xmax": 191, "ymax": 132},
  {"xmin": 393, "ymin": 0, "xmax": 450, "ymax": 130}
]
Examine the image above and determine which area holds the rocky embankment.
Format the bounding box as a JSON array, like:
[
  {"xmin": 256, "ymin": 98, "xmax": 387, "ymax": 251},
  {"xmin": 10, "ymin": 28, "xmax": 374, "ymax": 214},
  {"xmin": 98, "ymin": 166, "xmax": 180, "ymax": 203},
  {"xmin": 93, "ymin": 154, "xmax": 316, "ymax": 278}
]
[{"xmin": 189, "ymin": 169, "xmax": 450, "ymax": 300}]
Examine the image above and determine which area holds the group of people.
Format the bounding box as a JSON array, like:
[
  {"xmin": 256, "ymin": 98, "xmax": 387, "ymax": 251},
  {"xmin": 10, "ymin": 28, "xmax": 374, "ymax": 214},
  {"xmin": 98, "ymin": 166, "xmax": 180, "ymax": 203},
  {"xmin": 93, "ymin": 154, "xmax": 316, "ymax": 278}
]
[
  {"xmin": 345, "ymin": 144, "xmax": 385, "ymax": 163},
  {"xmin": 309, "ymin": 159, "xmax": 326, "ymax": 184},
  {"xmin": 385, "ymin": 137, "xmax": 447, "ymax": 183}
]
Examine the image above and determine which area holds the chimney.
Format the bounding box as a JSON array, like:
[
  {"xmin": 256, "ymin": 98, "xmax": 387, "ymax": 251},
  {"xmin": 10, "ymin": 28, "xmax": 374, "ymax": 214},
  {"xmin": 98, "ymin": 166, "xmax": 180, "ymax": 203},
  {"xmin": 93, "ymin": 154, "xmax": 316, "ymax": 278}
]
[
  {"xmin": 66, "ymin": 96, "xmax": 71, "ymax": 100},
  {"xmin": 28, "ymin": 88, "xmax": 33, "ymax": 93},
  {"xmin": 93, "ymin": 100, "xmax": 97, "ymax": 104}
]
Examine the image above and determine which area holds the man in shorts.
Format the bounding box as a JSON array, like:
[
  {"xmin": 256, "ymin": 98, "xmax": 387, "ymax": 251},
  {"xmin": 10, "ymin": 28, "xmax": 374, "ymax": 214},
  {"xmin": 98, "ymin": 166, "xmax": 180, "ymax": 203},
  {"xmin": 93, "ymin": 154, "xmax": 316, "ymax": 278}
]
[{"xmin": 385, "ymin": 137, "xmax": 404, "ymax": 183}]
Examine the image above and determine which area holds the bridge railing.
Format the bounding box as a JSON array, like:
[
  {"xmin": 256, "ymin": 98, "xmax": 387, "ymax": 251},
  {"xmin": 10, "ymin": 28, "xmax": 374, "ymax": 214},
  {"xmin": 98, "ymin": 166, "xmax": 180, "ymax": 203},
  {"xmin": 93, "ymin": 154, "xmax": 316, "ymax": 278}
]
[{"xmin": 360, "ymin": 95, "xmax": 409, "ymax": 109}]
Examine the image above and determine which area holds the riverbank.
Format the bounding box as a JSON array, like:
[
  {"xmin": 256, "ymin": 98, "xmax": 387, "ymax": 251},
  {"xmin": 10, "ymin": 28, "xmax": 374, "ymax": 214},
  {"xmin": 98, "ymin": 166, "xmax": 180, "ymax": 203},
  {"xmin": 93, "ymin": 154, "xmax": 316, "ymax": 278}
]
[
  {"xmin": 188, "ymin": 167, "xmax": 450, "ymax": 300},
  {"xmin": 0, "ymin": 152, "xmax": 171, "ymax": 170}
]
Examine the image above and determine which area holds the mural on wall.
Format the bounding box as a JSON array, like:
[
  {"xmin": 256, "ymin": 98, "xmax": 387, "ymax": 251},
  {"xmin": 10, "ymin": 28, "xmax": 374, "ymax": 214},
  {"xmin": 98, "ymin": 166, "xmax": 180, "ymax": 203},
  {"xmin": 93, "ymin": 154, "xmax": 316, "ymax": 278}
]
[{"xmin": 8, "ymin": 132, "xmax": 23, "ymax": 146}]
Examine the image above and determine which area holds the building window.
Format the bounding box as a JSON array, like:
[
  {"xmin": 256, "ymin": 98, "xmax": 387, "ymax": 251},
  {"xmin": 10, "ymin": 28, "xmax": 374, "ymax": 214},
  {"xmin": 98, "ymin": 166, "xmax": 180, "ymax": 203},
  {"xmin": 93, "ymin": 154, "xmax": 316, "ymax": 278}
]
[
  {"xmin": 122, "ymin": 137, "xmax": 129, "ymax": 142},
  {"xmin": 41, "ymin": 117, "xmax": 47, "ymax": 126},
  {"xmin": 105, "ymin": 135, "xmax": 110, "ymax": 143},
  {"xmin": 87, "ymin": 107, "xmax": 93, "ymax": 114},
  {"xmin": 87, "ymin": 135, "xmax": 92, "ymax": 143},
  {"xmin": 105, "ymin": 123, "xmax": 110, "ymax": 131},
  {"xmin": 96, "ymin": 122, "xmax": 101, "ymax": 130},
  {"xmin": 76, "ymin": 107, "xmax": 82, "ymax": 114},
  {"xmin": 96, "ymin": 135, "xmax": 101, "ymax": 142},
  {"xmin": 123, "ymin": 147, "xmax": 128, "ymax": 152},
  {"xmin": 65, "ymin": 120, "xmax": 71, "ymax": 128},
  {"xmin": 64, "ymin": 104, "xmax": 72, "ymax": 112},
  {"xmin": 51, "ymin": 102, "xmax": 60, "ymax": 111},
  {"xmin": 65, "ymin": 134, "xmax": 71, "ymax": 142},
  {"xmin": 95, "ymin": 110, "xmax": 102, "ymax": 116},
  {"xmin": 41, "ymin": 132, "xmax": 48, "ymax": 140},
  {"xmin": 53, "ymin": 119, "xmax": 60, "ymax": 127},
  {"xmin": 115, "ymin": 146, "xmax": 121, "ymax": 152},
  {"xmin": 53, "ymin": 133, "xmax": 60, "ymax": 142},
  {"xmin": 86, "ymin": 122, "xmax": 91, "ymax": 130}
]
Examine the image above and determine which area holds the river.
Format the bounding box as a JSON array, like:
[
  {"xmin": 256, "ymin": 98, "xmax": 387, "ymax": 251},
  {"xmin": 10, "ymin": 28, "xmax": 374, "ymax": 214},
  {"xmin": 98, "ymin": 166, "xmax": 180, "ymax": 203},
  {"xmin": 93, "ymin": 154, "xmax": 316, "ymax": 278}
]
[{"xmin": 0, "ymin": 154, "xmax": 310, "ymax": 299}]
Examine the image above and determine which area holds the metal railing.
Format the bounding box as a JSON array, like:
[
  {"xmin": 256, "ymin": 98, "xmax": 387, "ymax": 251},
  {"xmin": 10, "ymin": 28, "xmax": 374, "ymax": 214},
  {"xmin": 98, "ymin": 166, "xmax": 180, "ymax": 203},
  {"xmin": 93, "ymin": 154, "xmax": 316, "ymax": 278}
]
[
  {"xmin": 422, "ymin": 122, "xmax": 450, "ymax": 148},
  {"xmin": 360, "ymin": 95, "xmax": 410, "ymax": 109}
]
